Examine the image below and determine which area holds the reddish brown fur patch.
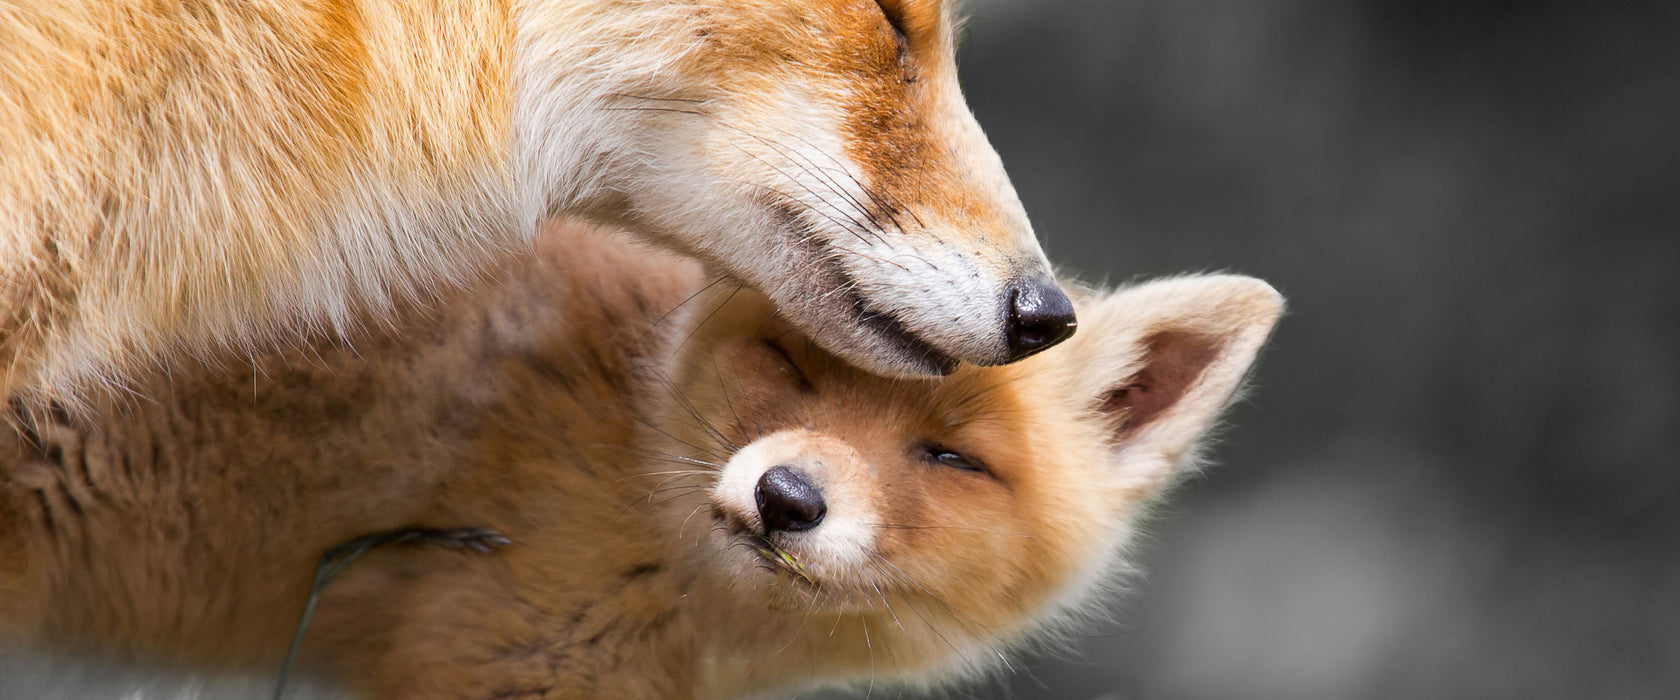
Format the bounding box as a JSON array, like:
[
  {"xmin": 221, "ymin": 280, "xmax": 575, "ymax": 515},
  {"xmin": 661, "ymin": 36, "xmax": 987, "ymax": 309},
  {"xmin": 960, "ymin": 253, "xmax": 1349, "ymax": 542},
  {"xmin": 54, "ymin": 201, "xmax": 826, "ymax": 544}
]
[
  {"xmin": 688, "ymin": 0, "xmax": 996, "ymax": 243},
  {"xmin": 826, "ymin": 1, "xmax": 995, "ymax": 237}
]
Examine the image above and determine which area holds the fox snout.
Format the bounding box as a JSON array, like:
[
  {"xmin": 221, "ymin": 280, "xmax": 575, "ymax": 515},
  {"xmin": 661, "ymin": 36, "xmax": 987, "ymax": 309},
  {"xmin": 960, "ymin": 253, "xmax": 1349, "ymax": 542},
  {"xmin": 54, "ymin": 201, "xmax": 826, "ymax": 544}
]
[
  {"xmin": 543, "ymin": 0, "xmax": 1082, "ymax": 378},
  {"xmin": 1004, "ymin": 275, "xmax": 1079, "ymax": 361},
  {"xmin": 711, "ymin": 432, "xmax": 878, "ymax": 573},
  {"xmin": 818, "ymin": 248, "xmax": 1079, "ymax": 374},
  {"xmin": 755, "ymin": 466, "xmax": 827, "ymax": 533}
]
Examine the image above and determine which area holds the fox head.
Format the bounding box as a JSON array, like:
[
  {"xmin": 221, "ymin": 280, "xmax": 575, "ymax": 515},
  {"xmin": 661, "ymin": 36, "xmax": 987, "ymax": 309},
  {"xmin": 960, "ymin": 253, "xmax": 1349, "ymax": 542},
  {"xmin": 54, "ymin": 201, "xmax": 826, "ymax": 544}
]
[
  {"xmin": 516, "ymin": 0, "xmax": 1074, "ymax": 377},
  {"xmin": 644, "ymin": 273, "xmax": 1283, "ymax": 690}
]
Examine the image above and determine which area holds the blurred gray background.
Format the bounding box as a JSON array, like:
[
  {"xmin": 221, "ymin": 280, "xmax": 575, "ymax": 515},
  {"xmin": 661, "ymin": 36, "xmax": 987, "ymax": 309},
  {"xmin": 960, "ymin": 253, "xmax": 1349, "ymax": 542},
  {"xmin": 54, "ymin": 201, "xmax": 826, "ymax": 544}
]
[{"xmin": 872, "ymin": 0, "xmax": 1677, "ymax": 698}]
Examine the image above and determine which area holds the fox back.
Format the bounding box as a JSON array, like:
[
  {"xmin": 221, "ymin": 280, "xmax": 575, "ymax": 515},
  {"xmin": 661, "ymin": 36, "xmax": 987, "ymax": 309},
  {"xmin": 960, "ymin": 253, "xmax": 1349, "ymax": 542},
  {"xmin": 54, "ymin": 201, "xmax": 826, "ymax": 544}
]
[{"xmin": 0, "ymin": 221, "xmax": 1279, "ymax": 698}]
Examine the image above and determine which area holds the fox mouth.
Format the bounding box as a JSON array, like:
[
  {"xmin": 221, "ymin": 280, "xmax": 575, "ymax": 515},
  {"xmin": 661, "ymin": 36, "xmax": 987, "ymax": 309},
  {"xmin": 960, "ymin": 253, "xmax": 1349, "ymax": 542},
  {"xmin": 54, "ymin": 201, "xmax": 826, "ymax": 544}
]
[
  {"xmin": 742, "ymin": 535, "xmax": 818, "ymax": 585},
  {"xmin": 839, "ymin": 272, "xmax": 959, "ymax": 376},
  {"xmin": 772, "ymin": 206, "xmax": 959, "ymax": 376},
  {"xmin": 712, "ymin": 507, "xmax": 823, "ymax": 586}
]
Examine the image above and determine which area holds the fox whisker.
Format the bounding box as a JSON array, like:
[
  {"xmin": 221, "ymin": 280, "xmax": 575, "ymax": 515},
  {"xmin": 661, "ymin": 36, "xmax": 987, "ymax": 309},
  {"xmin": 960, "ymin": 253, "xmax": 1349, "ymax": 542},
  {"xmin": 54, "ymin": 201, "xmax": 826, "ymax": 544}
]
[
  {"xmin": 865, "ymin": 523, "xmax": 1033, "ymax": 538},
  {"xmin": 718, "ymin": 125, "xmax": 891, "ymax": 247},
  {"xmin": 603, "ymin": 93, "xmax": 714, "ymax": 106},
  {"xmin": 624, "ymin": 468, "xmax": 718, "ymax": 480}
]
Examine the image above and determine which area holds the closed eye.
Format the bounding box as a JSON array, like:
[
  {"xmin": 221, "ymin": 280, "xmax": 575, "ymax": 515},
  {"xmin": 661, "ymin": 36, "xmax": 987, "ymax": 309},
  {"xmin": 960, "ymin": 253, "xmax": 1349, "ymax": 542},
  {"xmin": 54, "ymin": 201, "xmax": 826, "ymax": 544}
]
[
  {"xmin": 922, "ymin": 445, "xmax": 986, "ymax": 474},
  {"xmin": 873, "ymin": 0, "xmax": 914, "ymax": 79},
  {"xmin": 874, "ymin": 0, "xmax": 910, "ymax": 43},
  {"xmin": 762, "ymin": 338, "xmax": 813, "ymax": 391}
]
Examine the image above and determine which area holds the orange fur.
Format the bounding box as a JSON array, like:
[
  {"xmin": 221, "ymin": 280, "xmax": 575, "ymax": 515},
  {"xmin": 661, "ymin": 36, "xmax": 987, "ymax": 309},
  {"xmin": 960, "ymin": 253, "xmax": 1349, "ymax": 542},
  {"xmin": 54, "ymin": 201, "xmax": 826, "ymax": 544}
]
[
  {"xmin": 2, "ymin": 0, "xmax": 1068, "ymax": 407},
  {"xmin": 0, "ymin": 220, "xmax": 1280, "ymax": 697},
  {"xmin": 1, "ymin": 0, "xmax": 514, "ymax": 403}
]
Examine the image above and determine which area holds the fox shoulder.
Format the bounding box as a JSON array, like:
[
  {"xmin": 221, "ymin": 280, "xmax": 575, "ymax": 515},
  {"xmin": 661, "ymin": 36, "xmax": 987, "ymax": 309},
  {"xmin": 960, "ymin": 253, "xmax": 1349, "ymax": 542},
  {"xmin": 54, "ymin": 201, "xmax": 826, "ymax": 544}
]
[{"xmin": 0, "ymin": 0, "xmax": 517, "ymax": 406}]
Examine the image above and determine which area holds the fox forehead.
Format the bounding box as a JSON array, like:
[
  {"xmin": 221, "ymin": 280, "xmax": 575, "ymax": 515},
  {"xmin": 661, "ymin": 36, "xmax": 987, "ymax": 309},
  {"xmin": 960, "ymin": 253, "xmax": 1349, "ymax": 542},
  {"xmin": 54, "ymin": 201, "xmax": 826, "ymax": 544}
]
[
  {"xmin": 822, "ymin": 364, "xmax": 1112, "ymax": 532},
  {"xmin": 762, "ymin": 334, "xmax": 1094, "ymax": 450},
  {"xmin": 685, "ymin": 0, "xmax": 1005, "ymax": 246}
]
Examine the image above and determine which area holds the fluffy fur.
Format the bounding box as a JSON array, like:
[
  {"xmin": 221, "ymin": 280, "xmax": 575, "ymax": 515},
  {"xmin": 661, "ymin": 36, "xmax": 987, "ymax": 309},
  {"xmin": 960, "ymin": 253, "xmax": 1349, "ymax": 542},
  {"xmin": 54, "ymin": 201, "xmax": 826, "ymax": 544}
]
[
  {"xmin": 0, "ymin": 0, "xmax": 1062, "ymax": 407},
  {"xmin": 0, "ymin": 220, "xmax": 1280, "ymax": 698}
]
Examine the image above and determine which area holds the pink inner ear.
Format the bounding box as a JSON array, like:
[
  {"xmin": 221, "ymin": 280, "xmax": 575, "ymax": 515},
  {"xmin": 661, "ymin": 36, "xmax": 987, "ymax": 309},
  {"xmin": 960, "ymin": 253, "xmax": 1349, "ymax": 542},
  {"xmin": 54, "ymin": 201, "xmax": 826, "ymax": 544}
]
[{"xmin": 1101, "ymin": 331, "xmax": 1220, "ymax": 439}]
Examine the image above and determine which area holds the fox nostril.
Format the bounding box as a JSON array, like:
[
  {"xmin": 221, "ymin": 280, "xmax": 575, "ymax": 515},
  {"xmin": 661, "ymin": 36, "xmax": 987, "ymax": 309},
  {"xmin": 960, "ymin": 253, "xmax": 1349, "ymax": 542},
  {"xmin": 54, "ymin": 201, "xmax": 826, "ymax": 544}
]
[
  {"xmin": 755, "ymin": 466, "xmax": 826, "ymax": 533},
  {"xmin": 1005, "ymin": 276, "xmax": 1077, "ymax": 361}
]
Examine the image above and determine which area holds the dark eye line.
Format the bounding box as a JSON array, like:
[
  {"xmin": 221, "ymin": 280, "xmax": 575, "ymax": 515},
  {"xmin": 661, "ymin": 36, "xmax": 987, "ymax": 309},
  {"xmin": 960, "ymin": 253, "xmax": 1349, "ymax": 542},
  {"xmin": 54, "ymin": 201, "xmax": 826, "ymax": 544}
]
[
  {"xmin": 875, "ymin": 0, "xmax": 911, "ymax": 43},
  {"xmin": 762, "ymin": 338, "xmax": 814, "ymax": 391},
  {"xmin": 874, "ymin": 0, "xmax": 915, "ymax": 79},
  {"xmin": 920, "ymin": 444, "xmax": 988, "ymax": 475}
]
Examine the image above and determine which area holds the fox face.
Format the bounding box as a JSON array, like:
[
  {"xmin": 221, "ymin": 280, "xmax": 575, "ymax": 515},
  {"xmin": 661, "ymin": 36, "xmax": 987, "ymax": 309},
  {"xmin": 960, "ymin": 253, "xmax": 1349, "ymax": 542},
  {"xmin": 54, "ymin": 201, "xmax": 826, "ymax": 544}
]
[
  {"xmin": 647, "ymin": 273, "xmax": 1283, "ymax": 688},
  {"xmin": 518, "ymin": 0, "xmax": 1074, "ymax": 377},
  {"xmin": 2, "ymin": 0, "xmax": 1066, "ymax": 406}
]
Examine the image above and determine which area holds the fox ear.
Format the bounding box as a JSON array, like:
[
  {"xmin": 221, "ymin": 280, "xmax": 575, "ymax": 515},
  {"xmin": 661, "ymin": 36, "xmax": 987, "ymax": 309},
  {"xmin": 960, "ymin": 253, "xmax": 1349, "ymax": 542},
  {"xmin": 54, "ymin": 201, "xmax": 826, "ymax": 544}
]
[{"xmin": 1060, "ymin": 275, "xmax": 1283, "ymax": 495}]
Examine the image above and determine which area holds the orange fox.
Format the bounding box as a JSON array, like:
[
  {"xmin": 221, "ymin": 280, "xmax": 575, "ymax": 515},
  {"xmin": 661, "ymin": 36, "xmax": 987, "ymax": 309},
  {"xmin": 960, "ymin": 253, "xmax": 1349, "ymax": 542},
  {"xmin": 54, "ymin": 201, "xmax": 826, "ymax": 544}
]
[
  {"xmin": 0, "ymin": 0, "xmax": 1075, "ymax": 407},
  {"xmin": 0, "ymin": 221, "xmax": 1279, "ymax": 698}
]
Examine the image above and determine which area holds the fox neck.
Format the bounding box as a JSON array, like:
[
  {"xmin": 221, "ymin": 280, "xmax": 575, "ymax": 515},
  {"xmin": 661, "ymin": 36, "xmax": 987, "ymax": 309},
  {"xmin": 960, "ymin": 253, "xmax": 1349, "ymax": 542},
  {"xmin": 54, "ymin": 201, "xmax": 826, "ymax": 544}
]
[{"xmin": 506, "ymin": 0, "xmax": 707, "ymax": 234}]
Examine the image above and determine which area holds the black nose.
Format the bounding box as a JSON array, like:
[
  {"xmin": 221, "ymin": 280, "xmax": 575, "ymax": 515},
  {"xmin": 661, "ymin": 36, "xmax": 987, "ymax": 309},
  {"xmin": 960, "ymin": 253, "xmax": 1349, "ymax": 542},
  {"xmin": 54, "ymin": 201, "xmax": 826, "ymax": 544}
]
[
  {"xmin": 1005, "ymin": 276, "xmax": 1078, "ymax": 361},
  {"xmin": 755, "ymin": 466, "xmax": 827, "ymax": 533}
]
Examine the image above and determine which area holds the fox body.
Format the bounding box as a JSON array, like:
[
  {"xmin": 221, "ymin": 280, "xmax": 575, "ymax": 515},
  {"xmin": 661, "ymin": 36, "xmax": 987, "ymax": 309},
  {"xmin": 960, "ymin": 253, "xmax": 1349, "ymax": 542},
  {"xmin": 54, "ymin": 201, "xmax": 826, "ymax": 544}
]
[
  {"xmin": 0, "ymin": 221, "xmax": 1279, "ymax": 698},
  {"xmin": 0, "ymin": 0, "xmax": 1071, "ymax": 406}
]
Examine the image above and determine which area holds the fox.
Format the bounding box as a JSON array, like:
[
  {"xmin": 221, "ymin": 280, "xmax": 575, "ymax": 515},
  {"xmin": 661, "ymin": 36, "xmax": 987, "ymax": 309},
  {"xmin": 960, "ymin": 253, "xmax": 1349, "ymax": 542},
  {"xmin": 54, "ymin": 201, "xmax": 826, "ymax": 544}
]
[
  {"xmin": 0, "ymin": 220, "xmax": 1279, "ymax": 698},
  {"xmin": 0, "ymin": 0, "xmax": 1080, "ymax": 409}
]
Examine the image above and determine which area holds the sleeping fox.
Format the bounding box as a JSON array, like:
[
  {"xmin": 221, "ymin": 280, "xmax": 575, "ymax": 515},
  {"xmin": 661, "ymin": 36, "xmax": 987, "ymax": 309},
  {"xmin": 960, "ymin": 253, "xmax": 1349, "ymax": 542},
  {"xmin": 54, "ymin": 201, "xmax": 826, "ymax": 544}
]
[
  {"xmin": 1, "ymin": 0, "xmax": 1074, "ymax": 407},
  {"xmin": 0, "ymin": 220, "xmax": 1280, "ymax": 698}
]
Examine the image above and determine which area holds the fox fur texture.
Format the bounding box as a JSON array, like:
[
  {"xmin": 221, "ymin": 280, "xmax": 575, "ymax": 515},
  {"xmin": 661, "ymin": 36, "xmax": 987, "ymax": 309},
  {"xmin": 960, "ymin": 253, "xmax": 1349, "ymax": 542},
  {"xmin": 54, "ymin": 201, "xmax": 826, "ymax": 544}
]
[
  {"xmin": 1, "ymin": 0, "xmax": 1070, "ymax": 408},
  {"xmin": 1, "ymin": 219, "xmax": 1280, "ymax": 698}
]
